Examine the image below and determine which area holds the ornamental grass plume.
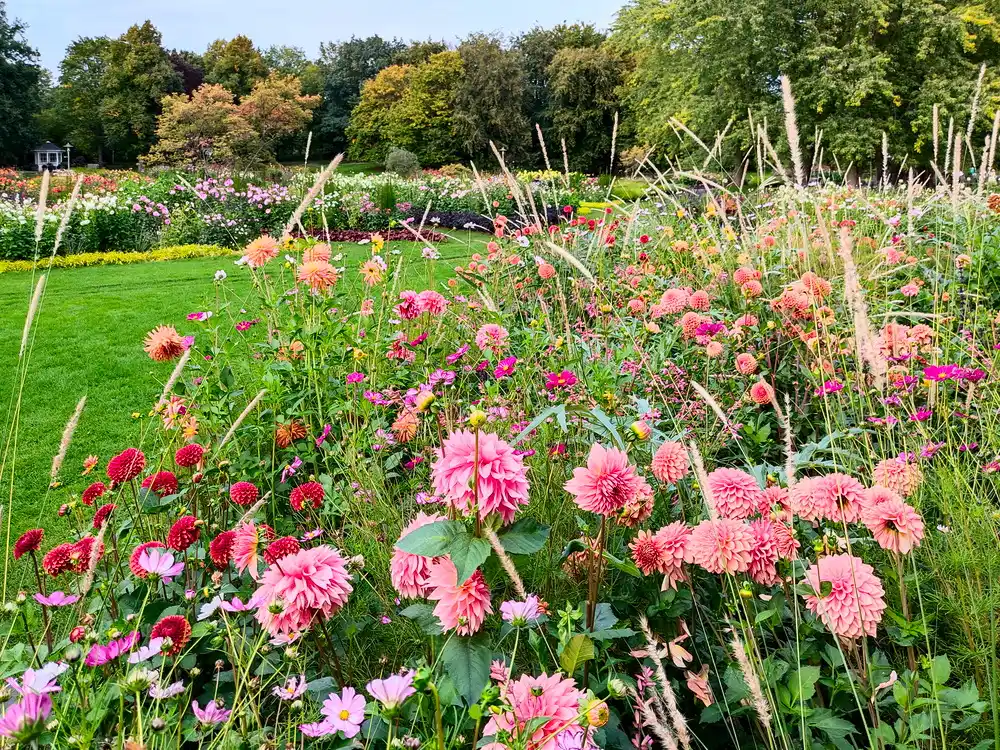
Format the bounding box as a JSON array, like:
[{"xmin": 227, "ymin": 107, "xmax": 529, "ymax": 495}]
[
  {"xmin": 802, "ymin": 553, "xmax": 887, "ymax": 638},
  {"xmin": 425, "ymin": 557, "xmax": 492, "ymax": 636},
  {"xmin": 431, "ymin": 430, "xmax": 529, "ymax": 523},
  {"xmin": 729, "ymin": 629, "xmax": 772, "ymax": 730},
  {"xmin": 49, "ymin": 396, "xmax": 86, "ymax": 485},
  {"xmin": 638, "ymin": 616, "xmax": 692, "ymax": 750},
  {"xmin": 217, "ymin": 389, "xmax": 267, "ymax": 451},
  {"xmin": 19, "ymin": 274, "xmax": 45, "ymax": 359},
  {"xmin": 391, "ymin": 512, "xmax": 444, "ymax": 598},
  {"xmin": 253, "ymin": 545, "xmax": 353, "ymax": 637},
  {"xmin": 564, "ymin": 443, "xmax": 646, "ymax": 517}
]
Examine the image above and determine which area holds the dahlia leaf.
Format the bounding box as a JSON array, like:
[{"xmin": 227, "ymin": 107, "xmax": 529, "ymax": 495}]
[
  {"xmin": 441, "ymin": 635, "xmax": 491, "ymax": 707},
  {"xmin": 512, "ymin": 405, "xmax": 566, "ymax": 445},
  {"xmin": 395, "ymin": 520, "xmax": 465, "ymax": 557},
  {"xmin": 400, "ymin": 603, "xmax": 443, "ymax": 636},
  {"xmin": 786, "ymin": 665, "xmax": 821, "ymax": 703},
  {"xmin": 559, "ymin": 634, "xmax": 595, "ymax": 675},
  {"xmin": 498, "ymin": 518, "xmax": 550, "ymax": 554},
  {"xmin": 449, "ymin": 531, "xmax": 492, "ymax": 584}
]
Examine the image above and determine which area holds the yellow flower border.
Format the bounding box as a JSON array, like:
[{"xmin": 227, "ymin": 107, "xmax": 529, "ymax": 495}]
[{"xmin": 0, "ymin": 245, "xmax": 235, "ymax": 274}]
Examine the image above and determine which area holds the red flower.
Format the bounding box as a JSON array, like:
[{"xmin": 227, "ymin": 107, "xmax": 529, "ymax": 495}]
[
  {"xmin": 13, "ymin": 529, "xmax": 43, "ymax": 560},
  {"xmin": 150, "ymin": 615, "xmax": 191, "ymax": 656},
  {"xmin": 263, "ymin": 536, "xmax": 301, "ymax": 564},
  {"xmin": 69, "ymin": 626, "xmax": 86, "ymax": 643},
  {"xmin": 107, "ymin": 448, "xmax": 146, "ymax": 484},
  {"xmin": 130, "ymin": 541, "xmax": 166, "ymax": 577},
  {"xmin": 209, "ymin": 530, "xmax": 235, "ymax": 567},
  {"xmin": 81, "ymin": 482, "xmax": 107, "ymax": 506},
  {"xmin": 71, "ymin": 537, "xmax": 104, "ymax": 573},
  {"xmin": 42, "ymin": 544, "xmax": 75, "ymax": 576},
  {"xmin": 229, "ymin": 481, "xmax": 259, "ymax": 507},
  {"xmin": 142, "ymin": 471, "xmax": 179, "ymax": 497},
  {"xmin": 92, "ymin": 503, "xmax": 116, "ymax": 529},
  {"xmin": 174, "ymin": 443, "xmax": 205, "ymax": 468},
  {"xmin": 166, "ymin": 516, "xmax": 201, "ymax": 552},
  {"xmin": 289, "ymin": 481, "xmax": 324, "ymax": 512}
]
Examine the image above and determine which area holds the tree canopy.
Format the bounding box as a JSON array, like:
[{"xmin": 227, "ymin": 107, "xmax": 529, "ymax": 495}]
[{"xmin": 0, "ymin": 1, "xmax": 43, "ymax": 164}]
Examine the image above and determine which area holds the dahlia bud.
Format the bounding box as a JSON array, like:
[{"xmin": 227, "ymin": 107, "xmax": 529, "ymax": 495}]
[
  {"xmin": 69, "ymin": 626, "xmax": 86, "ymax": 644},
  {"xmin": 284, "ymin": 646, "xmax": 299, "ymax": 660},
  {"xmin": 290, "ymin": 700, "xmax": 304, "ymax": 713},
  {"xmin": 63, "ymin": 645, "xmax": 82, "ymax": 663},
  {"xmin": 151, "ymin": 718, "xmax": 166, "ymax": 732},
  {"xmin": 584, "ymin": 699, "xmax": 609, "ymax": 728},
  {"xmin": 189, "ymin": 667, "xmax": 201, "ymax": 677},
  {"xmin": 607, "ymin": 678, "xmax": 627, "ymax": 698},
  {"xmin": 414, "ymin": 391, "xmax": 436, "ymax": 413},
  {"xmin": 412, "ymin": 666, "xmax": 433, "ymax": 692},
  {"xmin": 15, "ymin": 591, "xmax": 25, "ymax": 605},
  {"xmin": 469, "ymin": 409, "xmax": 488, "ymax": 428},
  {"xmin": 349, "ymin": 554, "xmax": 366, "ymax": 571},
  {"xmin": 192, "ymin": 472, "xmax": 204, "ymax": 484},
  {"xmin": 739, "ymin": 585, "xmax": 753, "ymax": 600},
  {"xmin": 629, "ymin": 420, "xmax": 652, "ymax": 441}
]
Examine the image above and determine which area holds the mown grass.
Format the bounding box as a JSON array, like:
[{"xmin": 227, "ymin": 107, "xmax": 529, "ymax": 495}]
[{"xmin": 0, "ymin": 234, "xmax": 483, "ymax": 543}]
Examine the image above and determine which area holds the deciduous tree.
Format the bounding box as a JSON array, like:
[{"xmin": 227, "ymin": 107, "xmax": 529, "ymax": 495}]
[
  {"xmin": 203, "ymin": 36, "xmax": 269, "ymax": 99},
  {"xmin": 0, "ymin": 1, "xmax": 43, "ymax": 165}
]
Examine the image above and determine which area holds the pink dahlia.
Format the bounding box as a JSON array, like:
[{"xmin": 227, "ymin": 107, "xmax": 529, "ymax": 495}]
[
  {"xmin": 431, "ymin": 430, "xmax": 529, "ymax": 524},
  {"xmin": 629, "ymin": 530, "xmax": 666, "ymax": 575},
  {"xmin": 706, "ymin": 468, "xmax": 765, "ymax": 520},
  {"xmin": 651, "ymin": 441, "xmax": 689, "ymax": 484},
  {"xmin": 564, "ymin": 443, "xmax": 645, "ymax": 517},
  {"xmin": 660, "ymin": 288, "xmax": 689, "ymax": 313},
  {"xmin": 654, "ymin": 521, "xmax": 690, "ymax": 589},
  {"xmin": 253, "ymin": 545, "xmax": 353, "ymax": 637},
  {"xmin": 297, "ymin": 260, "xmax": 339, "ymax": 293},
  {"xmin": 474, "ymin": 323, "xmax": 510, "ymax": 355},
  {"xmin": 747, "ymin": 519, "xmax": 780, "ymax": 585},
  {"xmin": 484, "ymin": 673, "xmax": 584, "ymax": 750},
  {"xmin": 144, "ymin": 326, "xmax": 185, "ymax": 362},
  {"xmin": 391, "ymin": 512, "xmax": 444, "ymax": 598},
  {"xmin": 416, "ymin": 290, "xmax": 448, "ymax": 316},
  {"xmin": 771, "ymin": 520, "xmax": 800, "ymax": 560},
  {"xmin": 749, "ymin": 381, "xmax": 775, "ymax": 405},
  {"xmin": 809, "ymin": 473, "xmax": 868, "ymax": 523},
  {"xmin": 865, "ymin": 484, "xmax": 903, "ymax": 507},
  {"xmin": 872, "ymin": 458, "xmax": 923, "ymax": 498},
  {"xmin": 760, "ymin": 485, "xmax": 791, "ymax": 517},
  {"xmin": 862, "ymin": 498, "xmax": 924, "ymax": 554},
  {"xmin": 735, "ymin": 353, "xmax": 758, "ymax": 374},
  {"xmin": 802, "ymin": 554, "xmax": 886, "ymax": 638},
  {"xmin": 244, "ymin": 236, "xmax": 279, "ymax": 268},
  {"xmin": 618, "ymin": 481, "xmax": 654, "ymax": 527},
  {"xmin": 425, "ymin": 557, "xmax": 492, "ymax": 636},
  {"xmin": 685, "ymin": 518, "xmax": 754, "ymax": 574}
]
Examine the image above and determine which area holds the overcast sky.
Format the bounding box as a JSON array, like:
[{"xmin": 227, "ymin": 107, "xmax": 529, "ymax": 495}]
[{"xmin": 9, "ymin": 0, "xmax": 623, "ymax": 74}]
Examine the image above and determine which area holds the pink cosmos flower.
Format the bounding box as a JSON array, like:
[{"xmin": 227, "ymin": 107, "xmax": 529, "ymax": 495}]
[
  {"xmin": 431, "ymin": 430, "xmax": 530, "ymax": 524},
  {"xmin": 425, "ymin": 558, "xmax": 492, "ymax": 635},
  {"xmin": 273, "ymin": 675, "xmax": 308, "ymax": 701},
  {"xmin": 494, "ymin": 356, "xmax": 517, "ymax": 379},
  {"xmin": 137, "ymin": 548, "xmax": 185, "ymax": 583},
  {"xmin": 192, "ymin": 700, "xmax": 231, "ymax": 726},
  {"xmin": 366, "ymin": 672, "xmax": 416, "ymax": 711},
  {"xmin": 391, "ymin": 512, "xmax": 445, "ymax": 598},
  {"xmin": 802, "ymin": 554, "xmax": 886, "ymax": 638},
  {"xmin": 483, "ymin": 673, "xmax": 584, "ymax": 750},
  {"xmin": 747, "ymin": 519, "xmax": 780, "ymax": 585},
  {"xmin": 862, "ymin": 497, "xmax": 925, "ymax": 554},
  {"xmin": 651, "ymin": 441, "xmax": 689, "ymax": 484},
  {"xmin": 128, "ymin": 637, "xmax": 167, "ymax": 663},
  {"xmin": 6, "ymin": 663, "xmax": 68, "ymax": 696},
  {"xmin": 544, "ymin": 370, "xmax": 577, "ymax": 390},
  {"xmin": 84, "ymin": 632, "xmax": 140, "ymax": 667},
  {"xmin": 685, "ymin": 518, "xmax": 754, "ymax": 574},
  {"xmin": 706, "ymin": 468, "xmax": 765, "ymax": 519},
  {"xmin": 500, "ymin": 594, "xmax": 541, "ymax": 626},
  {"xmin": 321, "ymin": 686, "xmax": 366, "ymax": 738},
  {"xmin": 0, "ymin": 693, "xmax": 52, "ymax": 740},
  {"xmin": 253, "ymin": 545, "xmax": 353, "ymax": 637},
  {"xmin": 475, "ymin": 323, "xmax": 510, "ymax": 355},
  {"xmin": 33, "ymin": 591, "xmax": 79, "ymax": 607},
  {"xmin": 565, "ymin": 443, "xmax": 646, "ymax": 517}
]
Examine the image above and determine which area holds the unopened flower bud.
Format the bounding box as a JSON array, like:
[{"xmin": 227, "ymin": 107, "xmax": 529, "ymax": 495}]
[
  {"xmin": 630, "ymin": 420, "xmax": 651, "ymax": 441},
  {"xmin": 607, "ymin": 678, "xmax": 627, "ymax": 698},
  {"xmin": 64, "ymin": 645, "xmax": 82, "ymax": 663},
  {"xmin": 414, "ymin": 391, "xmax": 436, "ymax": 413},
  {"xmin": 584, "ymin": 699, "xmax": 609, "ymax": 727},
  {"xmin": 151, "ymin": 717, "xmax": 166, "ymax": 732},
  {"xmin": 469, "ymin": 409, "xmax": 488, "ymax": 428}
]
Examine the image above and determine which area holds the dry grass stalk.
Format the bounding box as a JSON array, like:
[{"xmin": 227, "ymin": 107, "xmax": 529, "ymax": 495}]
[
  {"xmin": 730, "ymin": 629, "xmax": 773, "ymax": 729},
  {"xmin": 19, "ymin": 275, "xmax": 45, "ymax": 359},
  {"xmin": 535, "ymin": 123, "xmax": 553, "ymax": 173},
  {"xmin": 543, "ymin": 240, "xmax": 595, "ymax": 283},
  {"xmin": 50, "ymin": 395, "xmax": 86, "ymax": 484},
  {"xmin": 561, "ymin": 138, "xmax": 570, "ymax": 187},
  {"xmin": 933, "ymin": 104, "xmax": 940, "ymax": 166},
  {"xmin": 236, "ymin": 491, "xmax": 273, "ymax": 528},
  {"xmin": 689, "ymin": 379, "xmax": 736, "ymax": 438},
  {"xmin": 951, "ymin": 132, "xmax": 963, "ymax": 212},
  {"xmin": 158, "ymin": 348, "xmax": 191, "ymax": 405},
  {"xmin": 303, "ymin": 131, "xmax": 312, "ymax": 168},
  {"xmin": 881, "ymin": 131, "xmax": 890, "ymax": 190},
  {"xmin": 837, "ymin": 226, "xmax": 885, "ymax": 389},
  {"xmin": 609, "ymin": 111, "xmax": 619, "ymax": 174},
  {"xmin": 218, "ymin": 389, "xmax": 267, "ymax": 451},
  {"xmin": 483, "ymin": 528, "xmax": 527, "ymax": 599},
  {"xmin": 779, "ymin": 76, "xmax": 804, "ymax": 187},
  {"xmin": 282, "ymin": 154, "xmax": 343, "ymax": 239},
  {"xmin": 988, "ymin": 109, "xmax": 1000, "ymax": 181},
  {"xmin": 945, "ymin": 117, "xmax": 955, "ymax": 176},
  {"xmin": 33, "ymin": 170, "xmax": 51, "ymax": 245},
  {"xmin": 781, "ymin": 393, "xmax": 797, "ymax": 488},
  {"xmin": 631, "ymin": 689, "xmax": 679, "ymax": 750},
  {"xmin": 686, "ymin": 440, "xmax": 718, "ymax": 519},
  {"xmin": 639, "ymin": 616, "xmax": 692, "ymax": 750},
  {"xmin": 757, "ymin": 124, "xmax": 790, "ymax": 184},
  {"xmin": 978, "ymin": 138, "xmax": 990, "ymax": 194},
  {"xmin": 967, "ymin": 64, "xmax": 987, "ymax": 142}
]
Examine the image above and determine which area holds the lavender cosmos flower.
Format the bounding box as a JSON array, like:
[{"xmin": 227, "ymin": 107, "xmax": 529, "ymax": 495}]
[
  {"xmin": 500, "ymin": 594, "xmax": 542, "ymax": 627},
  {"xmin": 0, "ymin": 693, "xmax": 52, "ymax": 741},
  {"xmin": 192, "ymin": 700, "xmax": 231, "ymax": 727},
  {"xmin": 6, "ymin": 662, "xmax": 68, "ymax": 696},
  {"xmin": 33, "ymin": 591, "xmax": 79, "ymax": 607},
  {"xmin": 128, "ymin": 637, "xmax": 166, "ymax": 664},
  {"xmin": 148, "ymin": 681, "xmax": 185, "ymax": 700},
  {"xmin": 366, "ymin": 672, "xmax": 416, "ymax": 713},
  {"xmin": 273, "ymin": 675, "xmax": 308, "ymax": 701},
  {"xmin": 138, "ymin": 548, "xmax": 184, "ymax": 583}
]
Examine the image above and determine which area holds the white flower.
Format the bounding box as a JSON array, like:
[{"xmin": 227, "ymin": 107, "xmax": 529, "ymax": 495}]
[
  {"xmin": 214, "ymin": 270, "xmax": 227, "ymax": 281},
  {"xmin": 516, "ymin": 236, "xmax": 530, "ymax": 247}
]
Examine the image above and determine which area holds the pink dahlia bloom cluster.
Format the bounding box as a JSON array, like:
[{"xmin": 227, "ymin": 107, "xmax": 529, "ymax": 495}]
[
  {"xmin": 391, "ymin": 512, "xmax": 444, "ymax": 598},
  {"xmin": 685, "ymin": 518, "xmax": 754, "ymax": 574},
  {"xmin": 425, "ymin": 558, "xmax": 492, "ymax": 635},
  {"xmin": 791, "ymin": 473, "xmax": 869, "ymax": 523},
  {"xmin": 253, "ymin": 545, "xmax": 353, "ymax": 637},
  {"xmin": 802, "ymin": 554, "xmax": 886, "ymax": 638},
  {"xmin": 565, "ymin": 443, "xmax": 649, "ymax": 517},
  {"xmin": 872, "ymin": 457, "xmax": 923, "ymax": 498},
  {"xmin": 431, "ymin": 430, "xmax": 530, "ymax": 524},
  {"xmin": 629, "ymin": 521, "xmax": 690, "ymax": 589},
  {"xmin": 483, "ymin": 672, "xmax": 584, "ymax": 750}
]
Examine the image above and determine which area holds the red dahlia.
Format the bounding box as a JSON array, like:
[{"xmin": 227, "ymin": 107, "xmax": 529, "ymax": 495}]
[
  {"xmin": 289, "ymin": 481, "xmax": 324, "ymax": 512},
  {"xmin": 13, "ymin": 529, "xmax": 44, "ymax": 560},
  {"xmin": 107, "ymin": 448, "xmax": 146, "ymax": 484},
  {"xmin": 92, "ymin": 503, "xmax": 116, "ymax": 530},
  {"xmin": 166, "ymin": 515, "xmax": 201, "ymax": 552},
  {"xmin": 81, "ymin": 481, "xmax": 107, "ymax": 506},
  {"xmin": 229, "ymin": 481, "xmax": 259, "ymax": 507},
  {"xmin": 70, "ymin": 537, "xmax": 104, "ymax": 573},
  {"xmin": 141, "ymin": 471, "xmax": 179, "ymax": 497},
  {"xmin": 42, "ymin": 543, "xmax": 75, "ymax": 576},
  {"xmin": 130, "ymin": 541, "xmax": 166, "ymax": 577},
  {"xmin": 174, "ymin": 443, "xmax": 205, "ymax": 468},
  {"xmin": 263, "ymin": 536, "xmax": 301, "ymax": 564},
  {"xmin": 208, "ymin": 530, "xmax": 236, "ymax": 567},
  {"xmin": 150, "ymin": 614, "xmax": 191, "ymax": 656}
]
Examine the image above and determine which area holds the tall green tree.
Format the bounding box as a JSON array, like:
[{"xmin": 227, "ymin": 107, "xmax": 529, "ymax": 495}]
[
  {"xmin": 316, "ymin": 36, "xmax": 405, "ymax": 154},
  {"xmin": 169, "ymin": 50, "xmax": 205, "ymax": 95},
  {"xmin": 100, "ymin": 22, "xmax": 181, "ymax": 163},
  {"xmin": 394, "ymin": 40, "xmax": 448, "ymax": 66},
  {"xmin": 344, "ymin": 64, "xmax": 410, "ymax": 161},
  {"xmin": 388, "ymin": 51, "xmax": 463, "ymax": 165},
  {"xmin": 263, "ymin": 45, "xmax": 323, "ymax": 96},
  {"xmin": 453, "ymin": 35, "xmax": 530, "ymax": 165},
  {"xmin": 43, "ymin": 37, "xmax": 111, "ymax": 162},
  {"xmin": 203, "ymin": 36, "xmax": 269, "ymax": 99},
  {"xmin": 0, "ymin": 1, "xmax": 43, "ymax": 165}
]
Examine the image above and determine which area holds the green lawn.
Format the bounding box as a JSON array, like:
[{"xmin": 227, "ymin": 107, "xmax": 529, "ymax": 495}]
[{"xmin": 0, "ymin": 235, "xmax": 482, "ymax": 547}]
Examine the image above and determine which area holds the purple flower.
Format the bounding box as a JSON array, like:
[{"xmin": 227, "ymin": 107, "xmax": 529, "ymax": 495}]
[
  {"xmin": 149, "ymin": 681, "xmax": 185, "ymax": 699},
  {"xmin": 273, "ymin": 675, "xmax": 308, "ymax": 701},
  {"xmin": 346, "ymin": 372, "xmax": 366, "ymax": 384},
  {"xmin": 958, "ymin": 367, "xmax": 987, "ymax": 382},
  {"xmin": 445, "ymin": 344, "xmax": 469, "ymax": 364},
  {"xmin": 192, "ymin": 699, "xmax": 231, "ymax": 727},
  {"xmin": 920, "ymin": 442, "xmax": 945, "ymax": 458},
  {"xmin": 6, "ymin": 663, "xmax": 68, "ymax": 696},
  {"xmin": 33, "ymin": 591, "xmax": 79, "ymax": 607},
  {"xmin": 366, "ymin": 672, "xmax": 416, "ymax": 713},
  {"xmin": 500, "ymin": 594, "xmax": 542, "ymax": 626},
  {"xmin": 281, "ymin": 456, "xmax": 303, "ymax": 484},
  {"xmin": 0, "ymin": 693, "xmax": 52, "ymax": 740},
  {"xmin": 138, "ymin": 548, "xmax": 184, "ymax": 583}
]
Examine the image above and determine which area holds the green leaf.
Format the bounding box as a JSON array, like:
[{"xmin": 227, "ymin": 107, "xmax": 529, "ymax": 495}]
[
  {"xmin": 559, "ymin": 634, "xmax": 595, "ymax": 675},
  {"xmin": 448, "ymin": 531, "xmax": 492, "ymax": 584},
  {"xmin": 441, "ymin": 636, "xmax": 491, "ymax": 707},
  {"xmin": 601, "ymin": 550, "xmax": 642, "ymax": 578},
  {"xmin": 512, "ymin": 405, "xmax": 567, "ymax": 445},
  {"xmin": 592, "ymin": 603, "xmax": 619, "ymax": 631},
  {"xmin": 395, "ymin": 520, "xmax": 466, "ymax": 557},
  {"xmin": 928, "ymin": 655, "xmax": 951, "ymax": 684},
  {"xmin": 787, "ymin": 666, "xmax": 821, "ymax": 704},
  {"xmin": 587, "ymin": 408, "xmax": 625, "ymax": 449},
  {"xmin": 399, "ymin": 603, "xmax": 442, "ymax": 636},
  {"xmin": 499, "ymin": 518, "xmax": 550, "ymax": 555},
  {"xmin": 590, "ymin": 628, "xmax": 636, "ymax": 641}
]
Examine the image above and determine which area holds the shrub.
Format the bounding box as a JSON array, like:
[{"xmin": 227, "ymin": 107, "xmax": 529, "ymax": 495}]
[
  {"xmin": 439, "ymin": 162, "xmax": 472, "ymax": 178},
  {"xmin": 385, "ymin": 148, "xmax": 421, "ymax": 177}
]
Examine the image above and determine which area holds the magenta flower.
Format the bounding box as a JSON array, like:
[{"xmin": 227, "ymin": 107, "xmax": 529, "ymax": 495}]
[
  {"xmin": 494, "ymin": 356, "xmax": 517, "ymax": 379},
  {"xmin": 281, "ymin": 456, "xmax": 303, "ymax": 483},
  {"xmin": 445, "ymin": 344, "xmax": 469, "ymax": 364},
  {"xmin": 315, "ymin": 423, "xmax": 332, "ymax": 446},
  {"xmin": 545, "ymin": 370, "xmax": 577, "ymax": 390},
  {"xmin": 186, "ymin": 311, "xmax": 212, "ymax": 321},
  {"xmin": 138, "ymin": 548, "xmax": 184, "ymax": 582},
  {"xmin": 346, "ymin": 372, "xmax": 366, "ymax": 384},
  {"xmin": 814, "ymin": 380, "xmax": 844, "ymax": 397},
  {"xmin": 192, "ymin": 700, "xmax": 231, "ymax": 727},
  {"xmin": 366, "ymin": 672, "xmax": 416, "ymax": 712},
  {"xmin": 84, "ymin": 631, "xmax": 140, "ymax": 667},
  {"xmin": 922, "ymin": 364, "xmax": 959, "ymax": 381},
  {"xmin": 909, "ymin": 408, "xmax": 933, "ymax": 422},
  {"xmin": 0, "ymin": 693, "xmax": 52, "ymax": 740},
  {"xmin": 33, "ymin": 591, "xmax": 79, "ymax": 607},
  {"xmin": 273, "ymin": 675, "xmax": 308, "ymax": 700}
]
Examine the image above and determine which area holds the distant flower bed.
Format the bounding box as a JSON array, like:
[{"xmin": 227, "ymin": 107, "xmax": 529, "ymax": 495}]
[{"xmin": 0, "ymin": 244, "xmax": 232, "ymax": 274}]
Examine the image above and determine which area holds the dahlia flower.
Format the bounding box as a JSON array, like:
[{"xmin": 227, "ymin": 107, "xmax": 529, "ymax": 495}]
[
  {"xmin": 565, "ymin": 443, "xmax": 646, "ymax": 517},
  {"xmin": 706, "ymin": 467, "xmax": 765, "ymax": 520},
  {"xmin": 209, "ymin": 531, "xmax": 235, "ymax": 567},
  {"xmin": 862, "ymin": 497, "xmax": 924, "ymax": 554},
  {"xmin": 144, "ymin": 325, "xmax": 186, "ymax": 362},
  {"xmin": 654, "ymin": 521, "xmax": 690, "ymax": 589},
  {"xmin": 253, "ymin": 545, "xmax": 353, "ymax": 637},
  {"xmin": 141, "ymin": 471, "xmax": 178, "ymax": 497},
  {"xmin": 391, "ymin": 512, "xmax": 444, "ymax": 598},
  {"xmin": 166, "ymin": 515, "xmax": 201, "ymax": 552},
  {"xmin": 150, "ymin": 614, "xmax": 191, "ymax": 656},
  {"xmin": 475, "ymin": 323, "xmax": 510, "ymax": 355},
  {"xmin": 81, "ymin": 481, "xmax": 106, "ymax": 506},
  {"xmin": 244, "ymin": 236, "xmax": 279, "ymax": 268},
  {"xmin": 290, "ymin": 481, "xmax": 324, "ymax": 511},
  {"xmin": 297, "ymin": 260, "xmax": 339, "ymax": 293},
  {"xmin": 872, "ymin": 457, "xmax": 923, "ymax": 498},
  {"xmin": 229, "ymin": 481, "xmax": 259, "ymax": 507},
  {"xmin": 425, "ymin": 557, "xmax": 492, "ymax": 636},
  {"xmin": 107, "ymin": 448, "xmax": 145, "ymax": 484},
  {"xmin": 630, "ymin": 530, "xmax": 667, "ymax": 576},
  {"xmin": 174, "ymin": 443, "xmax": 205, "ymax": 468},
  {"xmin": 809, "ymin": 473, "xmax": 868, "ymax": 523},
  {"xmin": 651, "ymin": 441, "xmax": 689, "ymax": 484},
  {"xmin": 747, "ymin": 519, "xmax": 780, "ymax": 585},
  {"xmin": 749, "ymin": 380, "xmax": 775, "ymax": 405},
  {"xmin": 431, "ymin": 430, "xmax": 530, "ymax": 524},
  {"xmin": 483, "ymin": 673, "xmax": 584, "ymax": 750},
  {"xmin": 802, "ymin": 554, "xmax": 886, "ymax": 638},
  {"xmin": 685, "ymin": 518, "xmax": 754, "ymax": 574},
  {"xmin": 13, "ymin": 529, "xmax": 43, "ymax": 560}
]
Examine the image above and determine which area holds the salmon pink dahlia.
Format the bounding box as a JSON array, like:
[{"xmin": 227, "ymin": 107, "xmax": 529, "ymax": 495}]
[
  {"xmin": 13, "ymin": 529, "xmax": 43, "ymax": 560},
  {"xmin": 483, "ymin": 672, "xmax": 584, "ymax": 750},
  {"xmin": 747, "ymin": 519, "xmax": 780, "ymax": 585},
  {"xmin": 760, "ymin": 485, "xmax": 791, "ymax": 517},
  {"xmin": 150, "ymin": 614, "xmax": 191, "ymax": 656},
  {"xmin": 290, "ymin": 482, "xmax": 324, "ymax": 512},
  {"xmin": 565, "ymin": 443, "xmax": 646, "ymax": 517},
  {"xmin": 167, "ymin": 516, "xmax": 202, "ymax": 552},
  {"xmin": 809, "ymin": 473, "xmax": 868, "ymax": 523},
  {"xmin": 872, "ymin": 457, "xmax": 923, "ymax": 498},
  {"xmin": 174, "ymin": 443, "xmax": 205, "ymax": 468},
  {"xmin": 297, "ymin": 260, "xmax": 339, "ymax": 293},
  {"xmin": 735, "ymin": 353, "xmax": 758, "ymax": 374},
  {"xmin": 229, "ymin": 481, "xmax": 259, "ymax": 507},
  {"xmin": 107, "ymin": 448, "xmax": 145, "ymax": 484},
  {"xmin": 130, "ymin": 541, "xmax": 166, "ymax": 577},
  {"xmin": 706, "ymin": 468, "xmax": 765, "ymax": 520},
  {"xmin": 651, "ymin": 441, "xmax": 689, "ymax": 484},
  {"xmin": 686, "ymin": 518, "xmax": 754, "ymax": 574},
  {"xmin": 144, "ymin": 325, "xmax": 186, "ymax": 362},
  {"xmin": 81, "ymin": 481, "xmax": 107, "ymax": 506},
  {"xmin": 862, "ymin": 498, "xmax": 924, "ymax": 554},
  {"xmin": 303, "ymin": 243, "xmax": 331, "ymax": 263},
  {"xmin": 654, "ymin": 521, "xmax": 691, "ymax": 589},
  {"xmin": 630, "ymin": 530, "xmax": 667, "ymax": 575},
  {"xmin": 244, "ymin": 236, "xmax": 279, "ymax": 268},
  {"xmin": 865, "ymin": 485, "xmax": 904, "ymax": 507},
  {"xmin": 749, "ymin": 380, "xmax": 775, "ymax": 405},
  {"xmin": 802, "ymin": 554, "xmax": 886, "ymax": 638},
  {"xmin": 253, "ymin": 545, "xmax": 353, "ymax": 637},
  {"xmin": 431, "ymin": 430, "xmax": 529, "ymax": 524},
  {"xmin": 141, "ymin": 471, "xmax": 178, "ymax": 497},
  {"xmin": 425, "ymin": 557, "xmax": 492, "ymax": 636},
  {"xmin": 391, "ymin": 512, "xmax": 444, "ymax": 598}
]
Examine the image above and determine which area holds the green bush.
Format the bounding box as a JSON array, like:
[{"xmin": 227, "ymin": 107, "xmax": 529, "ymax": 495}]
[{"xmin": 385, "ymin": 148, "xmax": 421, "ymax": 178}]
